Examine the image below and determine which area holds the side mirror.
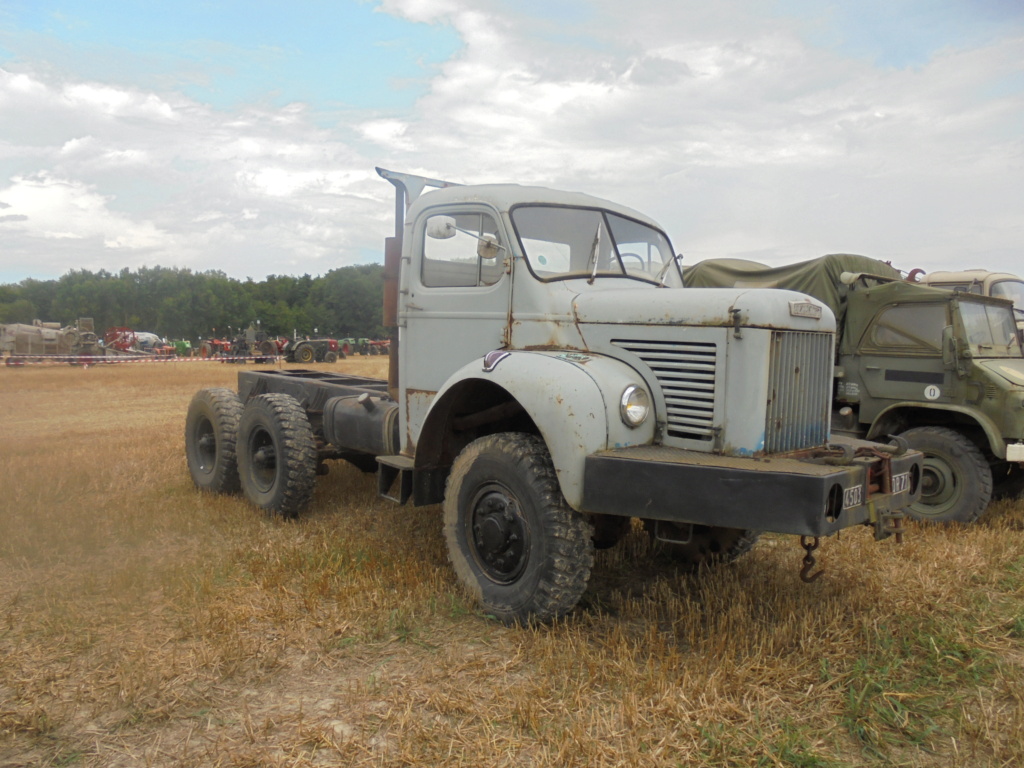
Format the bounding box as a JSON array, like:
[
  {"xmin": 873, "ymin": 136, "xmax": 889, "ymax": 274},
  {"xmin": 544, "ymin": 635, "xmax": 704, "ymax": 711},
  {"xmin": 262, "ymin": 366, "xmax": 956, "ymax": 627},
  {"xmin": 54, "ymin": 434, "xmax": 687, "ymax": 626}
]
[
  {"xmin": 426, "ymin": 216, "xmax": 457, "ymax": 240},
  {"xmin": 477, "ymin": 234, "xmax": 503, "ymax": 260}
]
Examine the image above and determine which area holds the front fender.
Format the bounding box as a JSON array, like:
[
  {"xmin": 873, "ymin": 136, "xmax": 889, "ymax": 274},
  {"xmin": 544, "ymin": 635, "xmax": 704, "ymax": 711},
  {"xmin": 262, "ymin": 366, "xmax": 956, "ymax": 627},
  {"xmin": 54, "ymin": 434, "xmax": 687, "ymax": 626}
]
[
  {"xmin": 420, "ymin": 351, "xmax": 656, "ymax": 508},
  {"xmin": 868, "ymin": 402, "xmax": 1005, "ymax": 458}
]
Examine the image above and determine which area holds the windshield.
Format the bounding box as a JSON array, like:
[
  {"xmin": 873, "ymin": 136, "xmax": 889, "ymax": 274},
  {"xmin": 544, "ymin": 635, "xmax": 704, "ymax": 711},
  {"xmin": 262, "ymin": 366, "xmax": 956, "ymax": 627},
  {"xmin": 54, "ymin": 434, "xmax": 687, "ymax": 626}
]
[
  {"xmin": 511, "ymin": 205, "xmax": 681, "ymax": 286},
  {"xmin": 991, "ymin": 279, "xmax": 1024, "ymax": 307},
  {"xmin": 958, "ymin": 300, "xmax": 1022, "ymax": 358}
]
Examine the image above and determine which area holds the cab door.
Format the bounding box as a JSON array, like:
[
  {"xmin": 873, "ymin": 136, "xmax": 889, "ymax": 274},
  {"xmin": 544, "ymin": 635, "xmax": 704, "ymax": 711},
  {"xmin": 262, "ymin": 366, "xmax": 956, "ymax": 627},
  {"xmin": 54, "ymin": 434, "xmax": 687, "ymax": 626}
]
[
  {"xmin": 398, "ymin": 204, "xmax": 512, "ymax": 448},
  {"xmin": 855, "ymin": 302, "xmax": 958, "ymax": 422}
]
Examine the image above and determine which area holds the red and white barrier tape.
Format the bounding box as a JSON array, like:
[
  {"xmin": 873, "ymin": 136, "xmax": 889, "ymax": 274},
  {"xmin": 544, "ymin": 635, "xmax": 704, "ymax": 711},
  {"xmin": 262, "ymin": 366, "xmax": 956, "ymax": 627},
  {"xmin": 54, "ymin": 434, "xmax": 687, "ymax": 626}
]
[{"xmin": 4, "ymin": 354, "xmax": 283, "ymax": 367}]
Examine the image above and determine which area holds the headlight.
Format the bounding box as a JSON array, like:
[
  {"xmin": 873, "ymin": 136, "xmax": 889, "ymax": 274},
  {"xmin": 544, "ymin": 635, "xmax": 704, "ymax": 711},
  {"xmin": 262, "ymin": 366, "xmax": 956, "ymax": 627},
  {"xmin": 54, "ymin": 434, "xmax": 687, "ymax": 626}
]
[{"xmin": 620, "ymin": 385, "xmax": 650, "ymax": 427}]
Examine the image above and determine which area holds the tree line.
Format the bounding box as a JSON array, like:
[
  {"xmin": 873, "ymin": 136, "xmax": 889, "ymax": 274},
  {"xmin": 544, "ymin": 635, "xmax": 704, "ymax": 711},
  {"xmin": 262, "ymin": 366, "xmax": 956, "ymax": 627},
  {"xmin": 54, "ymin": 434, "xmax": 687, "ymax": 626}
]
[{"xmin": 0, "ymin": 264, "xmax": 386, "ymax": 341}]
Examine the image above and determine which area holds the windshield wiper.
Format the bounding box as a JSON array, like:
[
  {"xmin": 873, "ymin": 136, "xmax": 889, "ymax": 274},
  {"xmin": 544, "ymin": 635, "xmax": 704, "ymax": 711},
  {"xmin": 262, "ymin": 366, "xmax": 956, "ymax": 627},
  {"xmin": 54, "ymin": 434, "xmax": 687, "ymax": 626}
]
[
  {"xmin": 657, "ymin": 253, "xmax": 683, "ymax": 286},
  {"xmin": 587, "ymin": 221, "xmax": 603, "ymax": 285}
]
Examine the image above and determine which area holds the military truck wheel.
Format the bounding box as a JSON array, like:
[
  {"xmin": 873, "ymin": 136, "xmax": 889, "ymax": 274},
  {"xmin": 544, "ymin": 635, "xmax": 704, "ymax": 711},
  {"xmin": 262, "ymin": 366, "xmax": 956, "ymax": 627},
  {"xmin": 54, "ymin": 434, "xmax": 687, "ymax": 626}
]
[
  {"xmin": 185, "ymin": 388, "xmax": 243, "ymax": 493},
  {"xmin": 444, "ymin": 433, "xmax": 595, "ymax": 624},
  {"xmin": 642, "ymin": 521, "xmax": 759, "ymax": 569},
  {"xmin": 901, "ymin": 426, "xmax": 991, "ymax": 523},
  {"xmin": 323, "ymin": 351, "xmax": 338, "ymax": 363},
  {"xmin": 294, "ymin": 343, "xmax": 315, "ymax": 364},
  {"xmin": 237, "ymin": 393, "xmax": 318, "ymax": 517}
]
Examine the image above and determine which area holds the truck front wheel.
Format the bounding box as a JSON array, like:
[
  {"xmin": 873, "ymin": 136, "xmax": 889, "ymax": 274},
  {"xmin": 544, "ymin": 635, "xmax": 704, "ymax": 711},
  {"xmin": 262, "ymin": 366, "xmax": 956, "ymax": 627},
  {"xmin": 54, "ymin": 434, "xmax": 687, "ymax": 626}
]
[
  {"xmin": 237, "ymin": 393, "xmax": 318, "ymax": 517},
  {"xmin": 185, "ymin": 388, "xmax": 243, "ymax": 493},
  {"xmin": 443, "ymin": 433, "xmax": 595, "ymax": 624},
  {"xmin": 901, "ymin": 426, "xmax": 992, "ymax": 523}
]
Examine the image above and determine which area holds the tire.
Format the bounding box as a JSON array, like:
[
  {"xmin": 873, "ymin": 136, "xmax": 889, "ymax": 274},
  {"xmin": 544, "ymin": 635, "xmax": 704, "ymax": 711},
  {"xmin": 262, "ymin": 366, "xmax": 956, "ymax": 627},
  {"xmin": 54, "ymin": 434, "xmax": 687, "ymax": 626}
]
[
  {"xmin": 199, "ymin": 342, "xmax": 214, "ymax": 358},
  {"xmin": 237, "ymin": 393, "xmax": 318, "ymax": 517},
  {"xmin": 642, "ymin": 521, "xmax": 759, "ymax": 570},
  {"xmin": 185, "ymin": 388, "xmax": 244, "ymax": 493},
  {"xmin": 443, "ymin": 433, "xmax": 595, "ymax": 624},
  {"xmin": 294, "ymin": 343, "xmax": 315, "ymax": 364},
  {"xmin": 323, "ymin": 350, "xmax": 338, "ymax": 363},
  {"xmin": 901, "ymin": 426, "xmax": 992, "ymax": 523}
]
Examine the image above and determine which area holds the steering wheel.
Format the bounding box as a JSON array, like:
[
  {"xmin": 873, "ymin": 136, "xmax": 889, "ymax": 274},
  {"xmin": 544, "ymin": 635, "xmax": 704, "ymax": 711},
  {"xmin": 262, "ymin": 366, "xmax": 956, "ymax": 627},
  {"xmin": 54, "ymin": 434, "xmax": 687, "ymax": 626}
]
[{"xmin": 619, "ymin": 252, "xmax": 646, "ymax": 270}]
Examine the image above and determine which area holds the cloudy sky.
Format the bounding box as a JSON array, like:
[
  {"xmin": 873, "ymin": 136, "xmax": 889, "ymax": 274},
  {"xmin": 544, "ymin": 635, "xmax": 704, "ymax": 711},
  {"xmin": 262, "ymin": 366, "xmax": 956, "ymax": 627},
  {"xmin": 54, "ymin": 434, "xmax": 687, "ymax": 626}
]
[{"xmin": 0, "ymin": 0, "xmax": 1021, "ymax": 284}]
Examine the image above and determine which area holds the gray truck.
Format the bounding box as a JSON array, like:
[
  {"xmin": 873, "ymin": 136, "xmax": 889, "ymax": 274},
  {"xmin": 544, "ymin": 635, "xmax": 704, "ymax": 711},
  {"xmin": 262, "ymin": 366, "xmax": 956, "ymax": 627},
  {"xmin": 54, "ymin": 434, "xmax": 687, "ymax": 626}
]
[
  {"xmin": 916, "ymin": 269, "xmax": 1024, "ymax": 333},
  {"xmin": 684, "ymin": 254, "xmax": 1024, "ymax": 524},
  {"xmin": 184, "ymin": 170, "xmax": 922, "ymax": 624}
]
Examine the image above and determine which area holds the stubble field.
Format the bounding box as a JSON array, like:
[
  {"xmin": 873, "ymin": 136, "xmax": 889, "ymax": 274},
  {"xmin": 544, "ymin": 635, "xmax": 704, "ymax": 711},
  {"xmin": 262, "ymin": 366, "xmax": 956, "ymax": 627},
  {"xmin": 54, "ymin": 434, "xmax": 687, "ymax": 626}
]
[{"xmin": 1, "ymin": 357, "xmax": 1023, "ymax": 767}]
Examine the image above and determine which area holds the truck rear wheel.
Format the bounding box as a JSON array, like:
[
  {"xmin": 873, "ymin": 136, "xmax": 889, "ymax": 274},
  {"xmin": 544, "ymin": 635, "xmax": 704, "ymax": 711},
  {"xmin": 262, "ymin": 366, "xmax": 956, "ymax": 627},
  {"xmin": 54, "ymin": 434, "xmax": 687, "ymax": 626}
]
[
  {"xmin": 237, "ymin": 393, "xmax": 318, "ymax": 517},
  {"xmin": 443, "ymin": 433, "xmax": 595, "ymax": 624},
  {"xmin": 901, "ymin": 426, "xmax": 991, "ymax": 523},
  {"xmin": 185, "ymin": 388, "xmax": 243, "ymax": 493},
  {"xmin": 642, "ymin": 521, "xmax": 759, "ymax": 569}
]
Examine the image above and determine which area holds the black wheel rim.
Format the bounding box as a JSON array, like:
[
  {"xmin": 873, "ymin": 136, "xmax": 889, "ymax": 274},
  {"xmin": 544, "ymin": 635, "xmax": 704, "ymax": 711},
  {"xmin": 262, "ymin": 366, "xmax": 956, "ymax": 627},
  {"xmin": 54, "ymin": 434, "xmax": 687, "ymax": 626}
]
[
  {"xmin": 467, "ymin": 483, "xmax": 530, "ymax": 584},
  {"xmin": 194, "ymin": 416, "xmax": 216, "ymax": 475},
  {"xmin": 247, "ymin": 425, "xmax": 278, "ymax": 493}
]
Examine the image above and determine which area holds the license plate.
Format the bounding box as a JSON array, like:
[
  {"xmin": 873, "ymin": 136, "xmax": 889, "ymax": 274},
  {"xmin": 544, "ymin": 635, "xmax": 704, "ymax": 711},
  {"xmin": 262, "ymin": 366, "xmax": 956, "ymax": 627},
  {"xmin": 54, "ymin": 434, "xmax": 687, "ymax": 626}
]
[
  {"xmin": 892, "ymin": 472, "xmax": 910, "ymax": 494},
  {"xmin": 843, "ymin": 485, "xmax": 863, "ymax": 509}
]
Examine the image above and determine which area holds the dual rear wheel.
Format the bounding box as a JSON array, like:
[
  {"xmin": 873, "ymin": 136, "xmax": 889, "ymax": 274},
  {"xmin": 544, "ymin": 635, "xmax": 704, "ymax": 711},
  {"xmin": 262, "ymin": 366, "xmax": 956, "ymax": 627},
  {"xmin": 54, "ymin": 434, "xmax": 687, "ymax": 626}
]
[{"xmin": 185, "ymin": 389, "xmax": 317, "ymax": 517}]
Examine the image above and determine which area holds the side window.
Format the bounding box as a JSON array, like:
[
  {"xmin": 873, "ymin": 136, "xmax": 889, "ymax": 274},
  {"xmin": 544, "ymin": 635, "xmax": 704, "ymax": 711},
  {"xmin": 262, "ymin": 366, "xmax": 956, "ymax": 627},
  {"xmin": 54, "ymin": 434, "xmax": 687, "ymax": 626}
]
[
  {"xmin": 422, "ymin": 212, "xmax": 504, "ymax": 288},
  {"xmin": 868, "ymin": 304, "xmax": 946, "ymax": 351}
]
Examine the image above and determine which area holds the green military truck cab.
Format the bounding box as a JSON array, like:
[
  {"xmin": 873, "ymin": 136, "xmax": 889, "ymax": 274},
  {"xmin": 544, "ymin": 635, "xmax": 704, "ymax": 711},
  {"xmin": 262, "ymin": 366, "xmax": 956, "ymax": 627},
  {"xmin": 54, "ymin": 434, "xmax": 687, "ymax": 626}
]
[{"xmin": 684, "ymin": 254, "xmax": 1024, "ymax": 524}]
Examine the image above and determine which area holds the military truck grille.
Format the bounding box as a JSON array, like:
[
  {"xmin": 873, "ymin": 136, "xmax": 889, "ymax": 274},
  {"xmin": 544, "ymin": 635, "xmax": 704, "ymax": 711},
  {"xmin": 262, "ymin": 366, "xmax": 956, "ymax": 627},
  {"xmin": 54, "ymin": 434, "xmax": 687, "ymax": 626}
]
[
  {"xmin": 765, "ymin": 331, "xmax": 832, "ymax": 453},
  {"xmin": 612, "ymin": 340, "xmax": 717, "ymax": 441}
]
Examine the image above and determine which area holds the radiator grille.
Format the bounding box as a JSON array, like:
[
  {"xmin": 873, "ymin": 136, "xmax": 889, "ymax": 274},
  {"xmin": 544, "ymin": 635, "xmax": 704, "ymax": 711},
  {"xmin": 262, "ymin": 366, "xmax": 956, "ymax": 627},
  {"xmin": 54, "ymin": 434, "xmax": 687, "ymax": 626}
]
[
  {"xmin": 764, "ymin": 331, "xmax": 832, "ymax": 453},
  {"xmin": 613, "ymin": 339, "xmax": 717, "ymax": 441}
]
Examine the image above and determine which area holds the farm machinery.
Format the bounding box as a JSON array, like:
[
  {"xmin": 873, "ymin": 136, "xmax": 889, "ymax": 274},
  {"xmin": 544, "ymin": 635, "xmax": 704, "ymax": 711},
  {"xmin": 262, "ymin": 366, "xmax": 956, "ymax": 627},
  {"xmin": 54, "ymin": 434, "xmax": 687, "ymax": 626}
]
[{"xmin": 2, "ymin": 318, "xmax": 102, "ymax": 364}]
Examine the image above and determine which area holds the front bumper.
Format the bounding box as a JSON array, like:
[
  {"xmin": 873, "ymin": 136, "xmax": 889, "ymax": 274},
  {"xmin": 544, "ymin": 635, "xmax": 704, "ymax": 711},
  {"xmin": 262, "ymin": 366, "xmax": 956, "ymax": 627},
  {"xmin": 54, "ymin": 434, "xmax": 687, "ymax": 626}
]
[{"xmin": 581, "ymin": 438, "xmax": 922, "ymax": 538}]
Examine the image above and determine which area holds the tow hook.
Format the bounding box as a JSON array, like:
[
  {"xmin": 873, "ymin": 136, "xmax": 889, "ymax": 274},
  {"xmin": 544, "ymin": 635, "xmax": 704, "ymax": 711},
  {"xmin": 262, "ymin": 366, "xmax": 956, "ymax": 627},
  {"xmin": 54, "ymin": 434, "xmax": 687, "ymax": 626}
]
[{"xmin": 799, "ymin": 536, "xmax": 823, "ymax": 583}]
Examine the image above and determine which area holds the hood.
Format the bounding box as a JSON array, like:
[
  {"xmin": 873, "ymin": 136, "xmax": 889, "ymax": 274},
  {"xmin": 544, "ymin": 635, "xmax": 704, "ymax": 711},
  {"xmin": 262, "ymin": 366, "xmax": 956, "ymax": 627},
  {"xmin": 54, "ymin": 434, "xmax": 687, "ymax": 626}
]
[
  {"xmin": 571, "ymin": 286, "xmax": 836, "ymax": 333},
  {"xmin": 977, "ymin": 359, "xmax": 1024, "ymax": 388}
]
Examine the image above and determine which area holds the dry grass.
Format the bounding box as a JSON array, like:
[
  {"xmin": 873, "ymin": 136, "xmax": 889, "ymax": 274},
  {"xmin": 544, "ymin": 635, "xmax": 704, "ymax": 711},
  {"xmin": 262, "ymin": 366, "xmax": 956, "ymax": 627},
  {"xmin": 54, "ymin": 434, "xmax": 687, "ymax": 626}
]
[{"xmin": 2, "ymin": 358, "xmax": 1023, "ymax": 767}]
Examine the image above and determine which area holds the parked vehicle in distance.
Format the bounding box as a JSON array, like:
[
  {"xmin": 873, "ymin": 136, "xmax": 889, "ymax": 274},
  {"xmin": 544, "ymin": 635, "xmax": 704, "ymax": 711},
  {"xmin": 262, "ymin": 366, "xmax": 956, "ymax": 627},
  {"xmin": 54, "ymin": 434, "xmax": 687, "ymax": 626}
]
[
  {"xmin": 185, "ymin": 170, "xmax": 923, "ymax": 625},
  {"xmin": 683, "ymin": 254, "xmax": 1024, "ymax": 523},
  {"xmin": 916, "ymin": 269, "xmax": 1024, "ymax": 333}
]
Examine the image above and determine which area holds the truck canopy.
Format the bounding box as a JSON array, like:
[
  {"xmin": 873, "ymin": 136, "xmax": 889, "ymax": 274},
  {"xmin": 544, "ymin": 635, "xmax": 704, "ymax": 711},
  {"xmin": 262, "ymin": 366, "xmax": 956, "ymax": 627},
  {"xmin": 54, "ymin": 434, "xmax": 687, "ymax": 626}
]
[{"xmin": 683, "ymin": 254, "xmax": 902, "ymax": 348}]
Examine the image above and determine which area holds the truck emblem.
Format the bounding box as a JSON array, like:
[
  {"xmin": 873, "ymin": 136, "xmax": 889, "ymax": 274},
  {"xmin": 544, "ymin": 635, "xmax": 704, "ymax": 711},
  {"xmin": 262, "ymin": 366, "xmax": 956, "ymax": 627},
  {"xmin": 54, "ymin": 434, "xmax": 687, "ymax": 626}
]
[
  {"xmin": 789, "ymin": 300, "xmax": 822, "ymax": 319},
  {"xmin": 482, "ymin": 350, "xmax": 510, "ymax": 372}
]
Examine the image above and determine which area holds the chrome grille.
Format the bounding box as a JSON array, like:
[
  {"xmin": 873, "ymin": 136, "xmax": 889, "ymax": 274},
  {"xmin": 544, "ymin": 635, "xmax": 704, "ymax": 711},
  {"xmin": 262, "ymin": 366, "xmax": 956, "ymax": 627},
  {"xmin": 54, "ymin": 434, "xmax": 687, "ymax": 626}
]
[
  {"xmin": 765, "ymin": 331, "xmax": 832, "ymax": 453},
  {"xmin": 613, "ymin": 339, "xmax": 717, "ymax": 441}
]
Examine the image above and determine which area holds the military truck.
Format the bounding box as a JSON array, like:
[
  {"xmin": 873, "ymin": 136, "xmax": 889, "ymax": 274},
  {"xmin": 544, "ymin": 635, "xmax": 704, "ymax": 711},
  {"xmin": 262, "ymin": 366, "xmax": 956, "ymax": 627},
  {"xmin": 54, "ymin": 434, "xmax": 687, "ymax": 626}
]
[
  {"xmin": 184, "ymin": 171, "xmax": 922, "ymax": 624},
  {"xmin": 916, "ymin": 269, "xmax": 1024, "ymax": 333},
  {"xmin": 683, "ymin": 254, "xmax": 1024, "ymax": 523}
]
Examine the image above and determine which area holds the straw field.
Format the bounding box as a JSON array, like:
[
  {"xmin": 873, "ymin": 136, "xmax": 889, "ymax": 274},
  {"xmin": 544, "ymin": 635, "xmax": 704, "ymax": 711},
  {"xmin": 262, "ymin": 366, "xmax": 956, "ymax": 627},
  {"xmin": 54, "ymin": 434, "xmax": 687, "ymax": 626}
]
[{"xmin": 1, "ymin": 358, "xmax": 1023, "ymax": 767}]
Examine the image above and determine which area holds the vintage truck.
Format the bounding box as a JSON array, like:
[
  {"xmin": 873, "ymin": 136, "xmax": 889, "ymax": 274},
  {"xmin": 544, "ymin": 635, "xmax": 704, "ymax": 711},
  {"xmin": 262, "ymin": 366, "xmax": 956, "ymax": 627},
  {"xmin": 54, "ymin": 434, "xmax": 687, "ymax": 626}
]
[
  {"xmin": 916, "ymin": 269, "xmax": 1024, "ymax": 333},
  {"xmin": 185, "ymin": 170, "xmax": 922, "ymax": 624},
  {"xmin": 683, "ymin": 254, "xmax": 1024, "ymax": 523}
]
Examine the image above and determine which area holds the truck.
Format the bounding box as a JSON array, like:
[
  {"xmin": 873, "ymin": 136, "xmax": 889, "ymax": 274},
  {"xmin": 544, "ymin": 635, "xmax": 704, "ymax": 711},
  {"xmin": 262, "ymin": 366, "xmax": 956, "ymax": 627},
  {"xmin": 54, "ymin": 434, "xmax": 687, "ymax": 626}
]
[
  {"xmin": 184, "ymin": 170, "xmax": 923, "ymax": 624},
  {"xmin": 683, "ymin": 254, "xmax": 1024, "ymax": 523},
  {"xmin": 915, "ymin": 269, "xmax": 1024, "ymax": 333}
]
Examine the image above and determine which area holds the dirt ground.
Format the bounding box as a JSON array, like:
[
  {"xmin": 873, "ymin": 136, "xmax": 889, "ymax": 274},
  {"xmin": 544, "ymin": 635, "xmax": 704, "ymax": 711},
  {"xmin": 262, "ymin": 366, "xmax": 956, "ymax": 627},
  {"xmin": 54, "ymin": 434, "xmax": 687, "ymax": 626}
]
[{"xmin": 2, "ymin": 357, "xmax": 1023, "ymax": 767}]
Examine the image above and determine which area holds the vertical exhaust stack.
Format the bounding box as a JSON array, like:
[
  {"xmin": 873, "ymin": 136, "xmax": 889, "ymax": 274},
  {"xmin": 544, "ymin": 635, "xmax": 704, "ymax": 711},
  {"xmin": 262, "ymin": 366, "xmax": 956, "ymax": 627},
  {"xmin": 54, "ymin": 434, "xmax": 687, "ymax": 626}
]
[{"xmin": 383, "ymin": 235, "xmax": 401, "ymax": 401}]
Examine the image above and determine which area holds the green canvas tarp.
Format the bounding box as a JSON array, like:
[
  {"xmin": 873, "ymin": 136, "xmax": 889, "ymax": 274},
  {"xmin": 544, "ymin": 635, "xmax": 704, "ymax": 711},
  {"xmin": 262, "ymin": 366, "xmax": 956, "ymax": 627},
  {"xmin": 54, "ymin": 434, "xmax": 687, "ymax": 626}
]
[{"xmin": 682, "ymin": 254, "xmax": 902, "ymax": 334}]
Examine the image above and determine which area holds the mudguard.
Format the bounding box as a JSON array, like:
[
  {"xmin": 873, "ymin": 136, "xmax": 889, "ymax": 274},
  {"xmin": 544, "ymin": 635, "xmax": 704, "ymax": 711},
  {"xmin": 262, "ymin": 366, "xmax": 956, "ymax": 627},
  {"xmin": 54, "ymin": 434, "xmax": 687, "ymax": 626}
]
[
  {"xmin": 868, "ymin": 402, "xmax": 1005, "ymax": 458},
  {"xmin": 418, "ymin": 350, "xmax": 656, "ymax": 508}
]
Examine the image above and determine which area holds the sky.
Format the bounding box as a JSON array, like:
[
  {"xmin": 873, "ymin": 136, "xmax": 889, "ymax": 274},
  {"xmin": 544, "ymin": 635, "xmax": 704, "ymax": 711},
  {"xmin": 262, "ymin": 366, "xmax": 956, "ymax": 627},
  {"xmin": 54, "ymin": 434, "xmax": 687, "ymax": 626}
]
[{"xmin": 0, "ymin": 0, "xmax": 1022, "ymax": 284}]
